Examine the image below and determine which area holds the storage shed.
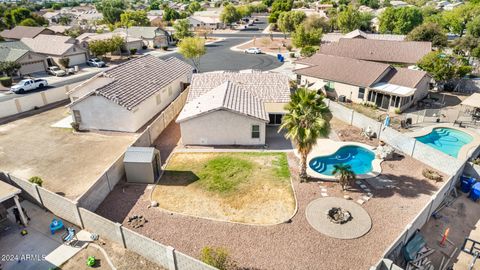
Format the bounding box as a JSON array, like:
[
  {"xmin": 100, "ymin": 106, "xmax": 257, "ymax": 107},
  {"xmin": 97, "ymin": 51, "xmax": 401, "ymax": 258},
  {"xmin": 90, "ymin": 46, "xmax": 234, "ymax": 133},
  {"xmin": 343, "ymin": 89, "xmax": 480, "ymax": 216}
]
[{"xmin": 123, "ymin": 147, "xmax": 161, "ymax": 184}]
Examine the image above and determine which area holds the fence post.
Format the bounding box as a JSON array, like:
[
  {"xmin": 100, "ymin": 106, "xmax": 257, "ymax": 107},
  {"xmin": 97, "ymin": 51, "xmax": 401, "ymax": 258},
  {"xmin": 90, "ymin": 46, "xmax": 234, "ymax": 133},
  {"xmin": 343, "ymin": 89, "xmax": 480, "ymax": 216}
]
[
  {"xmin": 410, "ymin": 140, "xmax": 416, "ymax": 157},
  {"xmin": 74, "ymin": 202, "xmax": 85, "ymax": 228},
  {"xmin": 166, "ymin": 246, "xmax": 177, "ymax": 270},
  {"xmin": 403, "ymin": 223, "xmax": 412, "ymax": 244},
  {"xmin": 350, "ymin": 110, "xmax": 354, "ymax": 125},
  {"xmin": 104, "ymin": 173, "xmax": 112, "ymax": 192},
  {"xmin": 117, "ymin": 223, "xmax": 127, "ymax": 248},
  {"xmin": 32, "ymin": 183, "xmax": 44, "ymax": 206}
]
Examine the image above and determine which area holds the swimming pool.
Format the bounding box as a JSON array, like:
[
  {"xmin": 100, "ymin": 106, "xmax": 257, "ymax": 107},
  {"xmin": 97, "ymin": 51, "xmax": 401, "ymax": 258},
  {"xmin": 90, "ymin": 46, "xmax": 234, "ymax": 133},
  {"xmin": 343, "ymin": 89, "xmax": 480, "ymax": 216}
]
[
  {"xmin": 415, "ymin": 128, "xmax": 473, "ymax": 158},
  {"xmin": 309, "ymin": 145, "xmax": 375, "ymax": 176}
]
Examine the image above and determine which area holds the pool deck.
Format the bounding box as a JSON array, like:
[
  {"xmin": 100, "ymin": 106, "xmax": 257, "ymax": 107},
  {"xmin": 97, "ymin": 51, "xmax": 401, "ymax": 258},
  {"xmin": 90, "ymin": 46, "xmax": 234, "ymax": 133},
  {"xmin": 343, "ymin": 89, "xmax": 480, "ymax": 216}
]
[
  {"xmin": 406, "ymin": 123, "xmax": 480, "ymax": 160},
  {"xmin": 303, "ymin": 139, "xmax": 383, "ymax": 181}
]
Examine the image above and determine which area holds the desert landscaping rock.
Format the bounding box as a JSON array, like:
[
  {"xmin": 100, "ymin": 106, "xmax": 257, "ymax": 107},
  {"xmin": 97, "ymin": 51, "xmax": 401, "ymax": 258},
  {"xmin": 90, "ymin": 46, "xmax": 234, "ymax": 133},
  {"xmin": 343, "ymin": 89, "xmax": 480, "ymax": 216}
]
[{"xmin": 306, "ymin": 197, "xmax": 372, "ymax": 239}]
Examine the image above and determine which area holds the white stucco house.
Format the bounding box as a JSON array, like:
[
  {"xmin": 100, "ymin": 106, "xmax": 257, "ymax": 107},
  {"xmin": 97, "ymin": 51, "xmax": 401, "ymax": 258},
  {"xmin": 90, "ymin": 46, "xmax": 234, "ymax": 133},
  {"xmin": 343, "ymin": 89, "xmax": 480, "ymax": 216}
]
[
  {"xmin": 295, "ymin": 54, "xmax": 431, "ymax": 112},
  {"xmin": 67, "ymin": 55, "xmax": 193, "ymax": 132},
  {"xmin": 176, "ymin": 71, "xmax": 291, "ymax": 146}
]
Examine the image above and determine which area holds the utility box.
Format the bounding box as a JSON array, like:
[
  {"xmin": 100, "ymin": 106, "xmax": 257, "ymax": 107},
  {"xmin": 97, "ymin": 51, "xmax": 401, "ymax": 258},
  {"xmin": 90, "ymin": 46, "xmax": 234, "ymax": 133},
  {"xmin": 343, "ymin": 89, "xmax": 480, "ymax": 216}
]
[{"xmin": 124, "ymin": 147, "xmax": 161, "ymax": 184}]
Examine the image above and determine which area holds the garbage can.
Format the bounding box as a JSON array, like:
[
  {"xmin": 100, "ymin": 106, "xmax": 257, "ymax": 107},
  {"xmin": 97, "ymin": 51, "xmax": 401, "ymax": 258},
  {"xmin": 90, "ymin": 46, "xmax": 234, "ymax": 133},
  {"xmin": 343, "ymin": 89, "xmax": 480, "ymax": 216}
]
[
  {"xmin": 469, "ymin": 182, "xmax": 480, "ymax": 201},
  {"xmin": 461, "ymin": 175, "xmax": 476, "ymax": 193}
]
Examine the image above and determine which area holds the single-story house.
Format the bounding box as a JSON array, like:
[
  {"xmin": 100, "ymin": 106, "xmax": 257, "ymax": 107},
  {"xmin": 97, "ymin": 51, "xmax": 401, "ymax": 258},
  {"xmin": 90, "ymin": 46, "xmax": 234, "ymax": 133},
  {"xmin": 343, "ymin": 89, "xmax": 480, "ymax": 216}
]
[
  {"xmin": 0, "ymin": 26, "xmax": 55, "ymax": 41},
  {"xmin": 0, "ymin": 41, "xmax": 47, "ymax": 75},
  {"xmin": 188, "ymin": 16, "xmax": 225, "ymax": 30},
  {"xmin": 176, "ymin": 71, "xmax": 291, "ymax": 146},
  {"xmin": 76, "ymin": 32, "xmax": 144, "ymax": 52},
  {"xmin": 319, "ymin": 38, "xmax": 432, "ymax": 65},
  {"xmin": 322, "ymin": 29, "xmax": 406, "ymax": 43},
  {"xmin": 295, "ymin": 54, "xmax": 431, "ymax": 112},
  {"xmin": 47, "ymin": 25, "xmax": 73, "ymax": 35},
  {"xmin": 21, "ymin": 34, "xmax": 88, "ymax": 66},
  {"xmin": 67, "ymin": 55, "xmax": 193, "ymax": 132},
  {"xmin": 114, "ymin": 26, "xmax": 174, "ymax": 48}
]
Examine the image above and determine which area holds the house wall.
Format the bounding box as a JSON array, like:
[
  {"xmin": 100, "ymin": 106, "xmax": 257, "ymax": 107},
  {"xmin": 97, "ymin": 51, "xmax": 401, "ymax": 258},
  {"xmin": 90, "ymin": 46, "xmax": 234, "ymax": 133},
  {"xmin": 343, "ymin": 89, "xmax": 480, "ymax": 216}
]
[
  {"xmin": 413, "ymin": 76, "xmax": 430, "ymax": 102},
  {"xmin": 264, "ymin": 102, "xmax": 288, "ymax": 113},
  {"xmin": 17, "ymin": 52, "xmax": 47, "ymax": 74},
  {"xmin": 179, "ymin": 110, "xmax": 267, "ymax": 145},
  {"xmin": 300, "ymin": 75, "xmax": 365, "ymax": 103}
]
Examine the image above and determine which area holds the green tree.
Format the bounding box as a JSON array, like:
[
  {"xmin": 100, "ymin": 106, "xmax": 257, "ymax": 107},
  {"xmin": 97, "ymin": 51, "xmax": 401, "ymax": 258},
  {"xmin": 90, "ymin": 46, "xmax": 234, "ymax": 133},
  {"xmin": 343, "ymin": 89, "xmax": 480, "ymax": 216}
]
[
  {"xmin": 19, "ymin": 18, "xmax": 38, "ymax": 26},
  {"xmin": 302, "ymin": 14, "xmax": 330, "ymax": 33},
  {"xmin": 280, "ymin": 88, "xmax": 329, "ymax": 181},
  {"xmin": 88, "ymin": 36, "xmax": 125, "ymax": 58},
  {"xmin": 453, "ymin": 35, "xmax": 480, "ymax": 58},
  {"xmin": 178, "ymin": 37, "xmax": 206, "ymax": 71},
  {"xmin": 417, "ymin": 51, "xmax": 472, "ymax": 84},
  {"xmin": 58, "ymin": 16, "xmax": 72, "ymax": 26},
  {"xmin": 332, "ymin": 164, "xmax": 356, "ymax": 190},
  {"xmin": 292, "ymin": 24, "xmax": 322, "ymax": 48},
  {"xmin": 0, "ymin": 61, "xmax": 20, "ymax": 76},
  {"xmin": 173, "ymin": 19, "xmax": 193, "ymax": 40},
  {"xmin": 441, "ymin": 4, "xmax": 480, "ymax": 37},
  {"xmin": 467, "ymin": 15, "xmax": 480, "ymax": 38},
  {"xmin": 188, "ymin": 2, "xmax": 202, "ymax": 14},
  {"xmin": 406, "ymin": 22, "xmax": 447, "ymax": 47},
  {"xmin": 163, "ymin": 7, "xmax": 180, "ymax": 21},
  {"xmin": 359, "ymin": 0, "xmax": 379, "ymax": 8},
  {"xmin": 379, "ymin": 6, "xmax": 423, "ymax": 34},
  {"xmin": 95, "ymin": 0, "xmax": 126, "ymax": 24},
  {"xmin": 10, "ymin": 7, "xmax": 31, "ymax": 25},
  {"xmin": 336, "ymin": 6, "xmax": 362, "ymax": 33},
  {"xmin": 236, "ymin": 5, "xmax": 252, "ymax": 18},
  {"xmin": 149, "ymin": 0, "xmax": 161, "ymax": 10},
  {"xmin": 52, "ymin": 3, "xmax": 62, "ymax": 10},
  {"xmin": 271, "ymin": 0, "xmax": 293, "ymax": 13},
  {"xmin": 277, "ymin": 10, "xmax": 306, "ymax": 35},
  {"xmin": 220, "ymin": 4, "xmax": 241, "ymax": 25},
  {"xmin": 120, "ymin": 10, "xmax": 150, "ymax": 27}
]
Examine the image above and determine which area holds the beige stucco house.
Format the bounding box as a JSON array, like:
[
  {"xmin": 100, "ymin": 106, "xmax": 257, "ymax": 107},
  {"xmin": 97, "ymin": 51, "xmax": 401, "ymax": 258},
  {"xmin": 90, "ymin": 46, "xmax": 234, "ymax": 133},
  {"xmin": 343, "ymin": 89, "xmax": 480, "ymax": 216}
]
[
  {"xmin": 176, "ymin": 72, "xmax": 291, "ymax": 146},
  {"xmin": 295, "ymin": 54, "xmax": 431, "ymax": 112},
  {"xmin": 0, "ymin": 41, "xmax": 47, "ymax": 75},
  {"xmin": 67, "ymin": 55, "xmax": 193, "ymax": 132}
]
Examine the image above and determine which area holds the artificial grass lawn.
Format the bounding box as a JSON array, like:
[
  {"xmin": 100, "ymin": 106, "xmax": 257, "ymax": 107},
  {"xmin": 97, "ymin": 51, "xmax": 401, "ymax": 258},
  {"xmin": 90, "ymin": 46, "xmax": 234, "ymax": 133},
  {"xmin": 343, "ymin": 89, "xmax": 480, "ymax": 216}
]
[{"xmin": 153, "ymin": 152, "xmax": 295, "ymax": 224}]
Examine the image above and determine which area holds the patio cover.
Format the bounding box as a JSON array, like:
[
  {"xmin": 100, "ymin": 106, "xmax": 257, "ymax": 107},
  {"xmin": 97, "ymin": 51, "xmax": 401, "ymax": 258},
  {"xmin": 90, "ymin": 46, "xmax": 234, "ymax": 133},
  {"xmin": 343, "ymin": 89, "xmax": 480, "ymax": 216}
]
[
  {"xmin": 308, "ymin": 81, "xmax": 327, "ymax": 90},
  {"xmin": 370, "ymin": 82, "xmax": 415, "ymax": 97},
  {"xmin": 461, "ymin": 93, "xmax": 480, "ymax": 108},
  {"xmin": 0, "ymin": 181, "xmax": 20, "ymax": 203}
]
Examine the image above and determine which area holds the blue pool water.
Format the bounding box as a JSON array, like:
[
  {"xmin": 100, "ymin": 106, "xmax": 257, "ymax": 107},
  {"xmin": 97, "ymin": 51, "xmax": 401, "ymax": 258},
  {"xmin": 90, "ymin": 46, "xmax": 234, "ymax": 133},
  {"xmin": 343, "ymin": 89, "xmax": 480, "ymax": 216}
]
[
  {"xmin": 415, "ymin": 128, "xmax": 473, "ymax": 158},
  {"xmin": 309, "ymin": 145, "xmax": 375, "ymax": 176}
]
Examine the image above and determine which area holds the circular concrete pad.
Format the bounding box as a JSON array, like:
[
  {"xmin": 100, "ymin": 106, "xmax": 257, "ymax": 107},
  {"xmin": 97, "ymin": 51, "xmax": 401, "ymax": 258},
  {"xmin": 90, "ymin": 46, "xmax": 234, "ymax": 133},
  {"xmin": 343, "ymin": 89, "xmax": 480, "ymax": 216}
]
[{"xmin": 306, "ymin": 197, "xmax": 372, "ymax": 239}]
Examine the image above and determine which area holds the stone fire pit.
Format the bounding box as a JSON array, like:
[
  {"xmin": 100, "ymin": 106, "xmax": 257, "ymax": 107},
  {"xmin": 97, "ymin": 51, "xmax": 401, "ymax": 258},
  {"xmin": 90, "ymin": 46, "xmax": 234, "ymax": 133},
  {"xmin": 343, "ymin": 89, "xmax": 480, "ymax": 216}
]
[{"xmin": 306, "ymin": 197, "xmax": 372, "ymax": 239}]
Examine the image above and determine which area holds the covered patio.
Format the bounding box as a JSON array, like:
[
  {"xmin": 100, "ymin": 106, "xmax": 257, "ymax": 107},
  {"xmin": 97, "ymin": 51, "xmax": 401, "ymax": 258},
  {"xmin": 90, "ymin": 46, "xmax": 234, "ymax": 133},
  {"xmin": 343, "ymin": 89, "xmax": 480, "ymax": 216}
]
[
  {"xmin": 460, "ymin": 93, "xmax": 480, "ymax": 124},
  {"xmin": 0, "ymin": 181, "xmax": 28, "ymax": 226},
  {"xmin": 367, "ymin": 83, "xmax": 415, "ymax": 112}
]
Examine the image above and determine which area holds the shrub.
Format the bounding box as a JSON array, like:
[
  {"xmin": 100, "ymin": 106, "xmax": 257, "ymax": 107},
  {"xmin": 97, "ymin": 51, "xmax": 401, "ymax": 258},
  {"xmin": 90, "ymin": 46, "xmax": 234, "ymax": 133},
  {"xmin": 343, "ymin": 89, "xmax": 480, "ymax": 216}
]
[
  {"xmin": 472, "ymin": 158, "xmax": 480, "ymax": 166},
  {"xmin": 130, "ymin": 48, "xmax": 137, "ymax": 55},
  {"xmin": 162, "ymin": 46, "xmax": 169, "ymax": 51},
  {"xmin": 300, "ymin": 46, "xmax": 317, "ymax": 57},
  {"xmin": 422, "ymin": 168, "xmax": 443, "ymax": 182},
  {"xmin": 200, "ymin": 247, "xmax": 236, "ymax": 270},
  {"xmin": 394, "ymin": 108, "xmax": 401, "ymax": 114},
  {"xmin": 286, "ymin": 44, "xmax": 293, "ymax": 51},
  {"xmin": 289, "ymin": 52, "xmax": 296, "ymax": 58},
  {"xmin": 59, "ymin": 57, "xmax": 70, "ymax": 68},
  {"xmin": 142, "ymin": 45, "xmax": 148, "ymax": 50},
  {"xmin": 29, "ymin": 176, "xmax": 43, "ymax": 186},
  {"xmin": 70, "ymin": 122, "xmax": 80, "ymax": 131},
  {"xmin": 0, "ymin": 76, "xmax": 12, "ymax": 87}
]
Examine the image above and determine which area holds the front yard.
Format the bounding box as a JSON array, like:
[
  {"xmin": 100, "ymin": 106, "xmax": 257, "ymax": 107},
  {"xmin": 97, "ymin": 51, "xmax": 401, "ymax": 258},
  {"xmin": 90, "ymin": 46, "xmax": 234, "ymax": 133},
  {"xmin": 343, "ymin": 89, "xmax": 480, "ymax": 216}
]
[{"xmin": 151, "ymin": 152, "xmax": 296, "ymax": 225}]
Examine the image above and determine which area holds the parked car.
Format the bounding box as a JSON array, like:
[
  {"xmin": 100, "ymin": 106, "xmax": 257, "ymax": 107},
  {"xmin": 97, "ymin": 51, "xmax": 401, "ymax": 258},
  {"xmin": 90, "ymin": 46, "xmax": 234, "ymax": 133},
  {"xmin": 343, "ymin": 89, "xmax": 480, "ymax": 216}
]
[
  {"xmin": 244, "ymin": 47, "xmax": 262, "ymax": 54},
  {"xmin": 47, "ymin": 66, "xmax": 66, "ymax": 77},
  {"xmin": 11, "ymin": 79, "xmax": 48, "ymax": 94},
  {"xmin": 87, "ymin": 58, "xmax": 106, "ymax": 68}
]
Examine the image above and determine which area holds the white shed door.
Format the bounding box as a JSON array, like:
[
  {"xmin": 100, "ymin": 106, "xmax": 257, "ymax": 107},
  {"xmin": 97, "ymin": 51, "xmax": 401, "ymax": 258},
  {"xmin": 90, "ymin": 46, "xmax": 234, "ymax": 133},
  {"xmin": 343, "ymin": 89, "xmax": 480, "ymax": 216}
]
[
  {"xmin": 19, "ymin": 61, "xmax": 45, "ymax": 75},
  {"xmin": 68, "ymin": 53, "xmax": 87, "ymax": 66}
]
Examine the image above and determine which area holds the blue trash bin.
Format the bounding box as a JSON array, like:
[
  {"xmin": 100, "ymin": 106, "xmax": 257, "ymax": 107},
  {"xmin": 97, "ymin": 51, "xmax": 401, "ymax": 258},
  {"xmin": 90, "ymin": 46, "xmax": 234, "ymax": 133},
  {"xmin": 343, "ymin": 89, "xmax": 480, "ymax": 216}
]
[
  {"xmin": 461, "ymin": 176, "xmax": 476, "ymax": 193},
  {"xmin": 277, "ymin": 54, "xmax": 282, "ymax": 60},
  {"xmin": 469, "ymin": 182, "xmax": 480, "ymax": 201}
]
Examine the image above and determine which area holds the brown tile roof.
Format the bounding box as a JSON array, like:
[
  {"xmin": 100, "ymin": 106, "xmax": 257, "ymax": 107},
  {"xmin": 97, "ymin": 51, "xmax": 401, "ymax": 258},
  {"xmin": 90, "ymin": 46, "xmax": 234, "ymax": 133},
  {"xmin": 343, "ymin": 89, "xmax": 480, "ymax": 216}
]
[
  {"xmin": 21, "ymin": 35, "xmax": 82, "ymax": 56},
  {"xmin": 294, "ymin": 54, "xmax": 391, "ymax": 87},
  {"xmin": 319, "ymin": 38, "xmax": 432, "ymax": 64},
  {"xmin": 380, "ymin": 67, "xmax": 430, "ymax": 88},
  {"xmin": 70, "ymin": 55, "xmax": 194, "ymax": 110},
  {"xmin": 0, "ymin": 26, "xmax": 51, "ymax": 40}
]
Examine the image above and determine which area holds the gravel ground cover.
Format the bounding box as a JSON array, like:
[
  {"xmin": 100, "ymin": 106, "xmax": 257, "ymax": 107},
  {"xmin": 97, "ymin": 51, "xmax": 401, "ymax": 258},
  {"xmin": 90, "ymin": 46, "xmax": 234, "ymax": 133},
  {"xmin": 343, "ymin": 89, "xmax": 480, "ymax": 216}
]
[{"xmin": 96, "ymin": 119, "xmax": 448, "ymax": 270}]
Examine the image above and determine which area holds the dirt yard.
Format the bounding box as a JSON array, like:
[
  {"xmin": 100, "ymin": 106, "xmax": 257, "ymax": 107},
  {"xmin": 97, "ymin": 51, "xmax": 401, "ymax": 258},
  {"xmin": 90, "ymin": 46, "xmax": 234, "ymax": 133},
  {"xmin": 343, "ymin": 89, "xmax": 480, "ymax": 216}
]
[
  {"xmin": 238, "ymin": 37, "xmax": 293, "ymax": 54},
  {"xmin": 0, "ymin": 106, "xmax": 136, "ymax": 199},
  {"xmin": 151, "ymin": 152, "xmax": 295, "ymax": 224}
]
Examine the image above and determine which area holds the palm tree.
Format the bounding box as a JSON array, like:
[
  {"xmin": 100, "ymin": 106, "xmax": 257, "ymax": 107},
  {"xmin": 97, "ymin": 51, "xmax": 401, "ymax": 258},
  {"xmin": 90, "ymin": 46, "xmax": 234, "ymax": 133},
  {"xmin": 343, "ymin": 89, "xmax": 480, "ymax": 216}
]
[
  {"xmin": 332, "ymin": 164, "xmax": 356, "ymax": 191},
  {"xmin": 280, "ymin": 88, "xmax": 330, "ymax": 181}
]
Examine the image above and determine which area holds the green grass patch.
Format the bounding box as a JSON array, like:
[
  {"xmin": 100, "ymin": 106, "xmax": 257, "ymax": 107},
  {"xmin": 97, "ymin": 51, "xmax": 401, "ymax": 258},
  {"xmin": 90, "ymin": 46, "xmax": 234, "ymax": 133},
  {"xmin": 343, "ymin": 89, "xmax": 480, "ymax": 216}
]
[
  {"xmin": 198, "ymin": 156, "xmax": 253, "ymax": 193},
  {"xmin": 273, "ymin": 153, "xmax": 290, "ymax": 179}
]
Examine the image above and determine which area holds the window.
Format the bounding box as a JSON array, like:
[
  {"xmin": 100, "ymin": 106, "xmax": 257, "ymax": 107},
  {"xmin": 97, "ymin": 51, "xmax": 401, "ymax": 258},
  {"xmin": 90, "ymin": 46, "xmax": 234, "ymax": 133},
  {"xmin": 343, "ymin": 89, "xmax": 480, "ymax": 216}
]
[
  {"xmin": 358, "ymin": 88, "xmax": 365, "ymax": 99},
  {"xmin": 156, "ymin": 93, "xmax": 161, "ymax": 105},
  {"xmin": 251, "ymin": 125, "xmax": 260, "ymax": 139},
  {"xmin": 73, "ymin": 110, "xmax": 82, "ymax": 123},
  {"xmin": 325, "ymin": 81, "xmax": 335, "ymax": 92}
]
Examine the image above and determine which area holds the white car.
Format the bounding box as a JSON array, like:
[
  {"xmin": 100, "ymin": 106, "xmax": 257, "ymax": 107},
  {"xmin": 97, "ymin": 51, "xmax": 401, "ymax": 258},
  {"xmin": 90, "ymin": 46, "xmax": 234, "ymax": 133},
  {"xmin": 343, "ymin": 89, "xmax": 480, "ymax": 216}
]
[
  {"xmin": 244, "ymin": 47, "xmax": 262, "ymax": 54},
  {"xmin": 47, "ymin": 66, "xmax": 66, "ymax": 77},
  {"xmin": 11, "ymin": 79, "xmax": 48, "ymax": 94},
  {"xmin": 87, "ymin": 58, "xmax": 106, "ymax": 67}
]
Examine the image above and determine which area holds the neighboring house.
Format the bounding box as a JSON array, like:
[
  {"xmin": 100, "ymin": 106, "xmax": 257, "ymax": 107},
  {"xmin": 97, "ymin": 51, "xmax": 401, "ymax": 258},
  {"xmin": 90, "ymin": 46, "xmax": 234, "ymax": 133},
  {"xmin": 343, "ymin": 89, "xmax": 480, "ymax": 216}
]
[
  {"xmin": 47, "ymin": 25, "xmax": 73, "ymax": 35},
  {"xmin": 322, "ymin": 29, "xmax": 406, "ymax": 43},
  {"xmin": 315, "ymin": 3, "xmax": 333, "ymax": 11},
  {"xmin": 319, "ymin": 38, "xmax": 432, "ymax": 65},
  {"xmin": 77, "ymin": 32, "xmax": 144, "ymax": 52},
  {"xmin": 67, "ymin": 55, "xmax": 193, "ymax": 132},
  {"xmin": 188, "ymin": 16, "xmax": 224, "ymax": 30},
  {"xmin": 21, "ymin": 34, "xmax": 88, "ymax": 66},
  {"xmin": 0, "ymin": 41, "xmax": 47, "ymax": 75},
  {"xmin": 114, "ymin": 27, "xmax": 174, "ymax": 48},
  {"xmin": 291, "ymin": 8, "xmax": 327, "ymax": 18},
  {"xmin": 295, "ymin": 54, "xmax": 431, "ymax": 112},
  {"xmin": 443, "ymin": 2, "xmax": 463, "ymax": 10},
  {"xmin": 0, "ymin": 26, "xmax": 55, "ymax": 41},
  {"xmin": 176, "ymin": 71, "xmax": 291, "ymax": 146}
]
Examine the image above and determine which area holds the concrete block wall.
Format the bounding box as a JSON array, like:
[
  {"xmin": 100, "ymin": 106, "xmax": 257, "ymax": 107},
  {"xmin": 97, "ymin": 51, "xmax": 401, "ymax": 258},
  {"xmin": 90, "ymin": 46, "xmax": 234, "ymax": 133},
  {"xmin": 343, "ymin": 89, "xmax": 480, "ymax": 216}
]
[
  {"xmin": 175, "ymin": 251, "xmax": 217, "ymax": 270},
  {"xmin": 327, "ymin": 100, "xmax": 353, "ymax": 124},
  {"xmin": 0, "ymin": 100, "xmax": 18, "ymax": 118},
  {"xmin": 378, "ymin": 127, "xmax": 416, "ymax": 157},
  {"xmin": 37, "ymin": 186, "xmax": 81, "ymax": 225},
  {"xmin": 464, "ymin": 162, "xmax": 480, "ymax": 178},
  {"xmin": 79, "ymin": 207, "xmax": 124, "ymax": 244},
  {"xmin": 352, "ymin": 111, "xmax": 382, "ymax": 137},
  {"xmin": 122, "ymin": 227, "xmax": 171, "ymax": 269},
  {"xmin": 77, "ymin": 174, "xmax": 111, "ymax": 211},
  {"xmin": 8, "ymin": 174, "xmax": 41, "ymax": 204}
]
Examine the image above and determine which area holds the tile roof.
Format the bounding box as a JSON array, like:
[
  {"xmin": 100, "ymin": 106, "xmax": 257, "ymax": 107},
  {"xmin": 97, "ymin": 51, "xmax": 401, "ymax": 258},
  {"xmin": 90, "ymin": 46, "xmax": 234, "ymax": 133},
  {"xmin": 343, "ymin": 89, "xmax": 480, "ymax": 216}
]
[
  {"xmin": 0, "ymin": 47, "xmax": 28, "ymax": 62},
  {"xmin": 319, "ymin": 38, "xmax": 432, "ymax": 64},
  {"xmin": 294, "ymin": 54, "xmax": 391, "ymax": 87},
  {"xmin": 0, "ymin": 26, "xmax": 49, "ymax": 40},
  {"xmin": 177, "ymin": 80, "xmax": 269, "ymax": 122},
  {"xmin": 0, "ymin": 41, "xmax": 30, "ymax": 50},
  {"xmin": 115, "ymin": 26, "xmax": 166, "ymax": 39},
  {"xmin": 321, "ymin": 29, "xmax": 405, "ymax": 43},
  {"xmin": 69, "ymin": 55, "xmax": 193, "ymax": 110},
  {"xmin": 380, "ymin": 67, "xmax": 430, "ymax": 89},
  {"xmin": 21, "ymin": 35, "xmax": 80, "ymax": 56},
  {"xmin": 77, "ymin": 32, "xmax": 142, "ymax": 43},
  {"xmin": 187, "ymin": 72, "xmax": 291, "ymax": 103}
]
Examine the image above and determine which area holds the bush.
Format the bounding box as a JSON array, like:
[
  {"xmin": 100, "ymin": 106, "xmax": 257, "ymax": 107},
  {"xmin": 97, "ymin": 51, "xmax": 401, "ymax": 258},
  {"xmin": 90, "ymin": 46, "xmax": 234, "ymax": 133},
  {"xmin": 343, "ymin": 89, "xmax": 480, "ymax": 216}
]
[
  {"xmin": 0, "ymin": 77, "xmax": 12, "ymax": 87},
  {"xmin": 29, "ymin": 176, "xmax": 43, "ymax": 186},
  {"xmin": 300, "ymin": 46, "xmax": 317, "ymax": 57},
  {"xmin": 394, "ymin": 108, "xmax": 401, "ymax": 114},
  {"xmin": 286, "ymin": 44, "xmax": 293, "ymax": 51},
  {"xmin": 289, "ymin": 52, "xmax": 296, "ymax": 58},
  {"xmin": 162, "ymin": 46, "xmax": 169, "ymax": 51},
  {"xmin": 70, "ymin": 122, "xmax": 80, "ymax": 131},
  {"xmin": 200, "ymin": 247, "xmax": 236, "ymax": 270},
  {"xmin": 422, "ymin": 168, "xmax": 443, "ymax": 182},
  {"xmin": 59, "ymin": 57, "xmax": 70, "ymax": 68},
  {"xmin": 142, "ymin": 45, "xmax": 148, "ymax": 50},
  {"xmin": 130, "ymin": 48, "xmax": 137, "ymax": 55}
]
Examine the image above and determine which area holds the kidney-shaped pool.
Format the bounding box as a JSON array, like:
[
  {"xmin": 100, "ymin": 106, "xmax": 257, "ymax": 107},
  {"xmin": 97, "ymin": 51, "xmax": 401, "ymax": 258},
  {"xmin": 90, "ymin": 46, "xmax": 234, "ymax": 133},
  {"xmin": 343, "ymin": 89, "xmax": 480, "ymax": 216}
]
[{"xmin": 309, "ymin": 145, "xmax": 375, "ymax": 176}]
